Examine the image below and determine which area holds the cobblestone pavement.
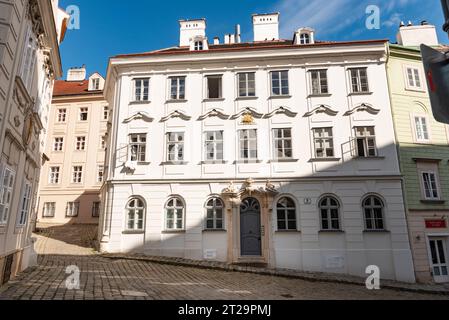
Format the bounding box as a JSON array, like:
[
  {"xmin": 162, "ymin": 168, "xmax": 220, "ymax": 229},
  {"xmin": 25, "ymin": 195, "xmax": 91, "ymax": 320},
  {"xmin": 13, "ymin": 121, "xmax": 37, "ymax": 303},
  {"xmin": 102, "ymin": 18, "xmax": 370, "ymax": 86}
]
[{"xmin": 0, "ymin": 255, "xmax": 448, "ymax": 300}]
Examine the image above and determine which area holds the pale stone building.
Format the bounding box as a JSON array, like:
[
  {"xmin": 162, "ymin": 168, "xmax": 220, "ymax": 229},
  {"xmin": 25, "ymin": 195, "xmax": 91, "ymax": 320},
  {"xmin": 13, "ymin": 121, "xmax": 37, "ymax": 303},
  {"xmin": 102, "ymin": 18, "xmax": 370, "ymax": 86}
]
[
  {"xmin": 37, "ymin": 66, "xmax": 108, "ymax": 225},
  {"xmin": 388, "ymin": 21, "xmax": 449, "ymax": 283},
  {"xmin": 100, "ymin": 13, "xmax": 416, "ymax": 282},
  {"xmin": 0, "ymin": 0, "xmax": 67, "ymax": 284}
]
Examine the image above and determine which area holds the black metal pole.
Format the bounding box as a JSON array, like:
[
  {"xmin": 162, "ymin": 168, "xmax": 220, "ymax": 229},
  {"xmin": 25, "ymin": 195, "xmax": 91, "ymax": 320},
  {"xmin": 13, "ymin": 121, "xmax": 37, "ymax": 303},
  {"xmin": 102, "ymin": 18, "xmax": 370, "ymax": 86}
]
[{"xmin": 442, "ymin": 0, "xmax": 449, "ymax": 33}]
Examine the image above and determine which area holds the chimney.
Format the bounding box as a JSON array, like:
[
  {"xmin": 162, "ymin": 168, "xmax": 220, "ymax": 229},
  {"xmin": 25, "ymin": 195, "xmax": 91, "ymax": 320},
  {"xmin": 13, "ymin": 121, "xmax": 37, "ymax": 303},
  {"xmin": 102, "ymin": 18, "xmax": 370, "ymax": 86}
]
[
  {"xmin": 67, "ymin": 65, "xmax": 86, "ymax": 81},
  {"xmin": 213, "ymin": 37, "xmax": 220, "ymax": 45},
  {"xmin": 179, "ymin": 18, "xmax": 206, "ymax": 47},
  {"xmin": 235, "ymin": 24, "xmax": 241, "ymax": 43},
  {"xmin": 397, "ymin": 20, "xmax": 439, "ymax": 46},
  {"xmin": 252, "ymin": 13, "xmax": 280, "ymax": 42}
]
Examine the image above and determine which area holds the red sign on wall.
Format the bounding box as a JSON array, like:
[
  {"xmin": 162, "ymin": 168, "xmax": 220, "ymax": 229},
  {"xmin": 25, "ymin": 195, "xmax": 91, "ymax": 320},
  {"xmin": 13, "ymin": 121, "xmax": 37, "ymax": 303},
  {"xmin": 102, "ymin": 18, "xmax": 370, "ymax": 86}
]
[{"xmin": 425, "ymin": 220, "xmax": 447, "ymax": 229}]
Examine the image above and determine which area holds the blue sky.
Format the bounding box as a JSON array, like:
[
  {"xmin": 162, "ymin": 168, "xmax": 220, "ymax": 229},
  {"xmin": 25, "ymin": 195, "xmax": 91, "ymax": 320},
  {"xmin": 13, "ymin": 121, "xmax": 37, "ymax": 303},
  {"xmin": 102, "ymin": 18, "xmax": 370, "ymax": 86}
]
[{"xmin": 59, "ymin": 0, "xmax": 447, "ymax": 78}]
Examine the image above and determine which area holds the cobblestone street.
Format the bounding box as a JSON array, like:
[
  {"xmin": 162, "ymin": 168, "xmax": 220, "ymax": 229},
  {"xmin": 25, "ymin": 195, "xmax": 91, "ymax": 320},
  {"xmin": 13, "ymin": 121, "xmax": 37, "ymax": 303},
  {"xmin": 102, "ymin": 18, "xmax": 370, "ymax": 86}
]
[{"xmin": 0, "ymin": 225, "xmax": 448, "ymax": 300}]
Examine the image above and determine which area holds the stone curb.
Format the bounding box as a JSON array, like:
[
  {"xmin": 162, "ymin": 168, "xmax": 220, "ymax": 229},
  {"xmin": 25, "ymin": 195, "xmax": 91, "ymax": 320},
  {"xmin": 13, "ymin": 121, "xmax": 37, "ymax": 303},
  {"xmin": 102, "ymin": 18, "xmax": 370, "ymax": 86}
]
[{"xmin": 101, "ymin": 253, "xmax": 449, "ymax": 297}]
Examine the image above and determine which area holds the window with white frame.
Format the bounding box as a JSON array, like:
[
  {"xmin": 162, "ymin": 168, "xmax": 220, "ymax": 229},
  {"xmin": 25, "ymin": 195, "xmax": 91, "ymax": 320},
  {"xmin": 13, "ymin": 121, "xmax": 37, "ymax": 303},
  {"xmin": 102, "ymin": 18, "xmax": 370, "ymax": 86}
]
[
  {"xmin": 0, "ymin": 166, "xmax": 15, "ymax": 225},
  {"xmin": 75, "ymin": 136, "xmax": 86, "ymax": 151},
  {"xmin": 300, "ymin": 33, "xmax": 311, "ymax": 44},
  {"xmin": 194, "ymin": 41, "xmax": 204, "ymax": 51},
  {"xmin": 97, "ymin": 165, "xmax": 104, "ymax": 183},
  {"xmin": 355, "ymin": 127, "xmax": 377, "ymax": 157},
  {"xmin": 92, "ymin": 78, "xmax": 100, "ymax": 90},
  {"xmin": 313, "ymin": 128, "xmax": 335, "ymax": 158},
  {"xmin": 238, "ymin": 72, "xmax": 256, "ymax": 97},
  {"xmin": 310, "ymin": 70, "xmax": 329, "ymax": 95},
  {"xmin": 167, "ymin": 132, "xmax": 184, "ymax": 162},
  {"xmin": 273, "ymin": 128, "xmax": 293, "ymax": 160},
  {"xmin": 42, "ymin": 202, "xmax": 56, "ymax": 218},
  {"xmin": 72, "ymin": 166, "xmax": 83, "ymax": 184},
  {"xmin": 53, "ymin": 137, "xmax": 64, "ymax": 152},
  {"xmin": 100, "ymin": 135, "xmax": 107, "ymax": 149},
  {"xmin": 79, "ymin": 107, "xmax": 88, "ymax": 121},
  {"xmin": 17, "ymin": 182, "xmax": 32, "ymax": 226},
  {"xmin": 134, "ymin": 78, "xmax": 149, "ymax": 101},
  {"xmin": 49, "ymin": 167, "xmax": 60, "ymax": 184},
  {"xmin": 414, "ymin": 116, "xmax": 430, "ymax": 142},
  {"xmin": 205, "ymin": 198, "xmax": 224, "ymax": 230},
  {"xmin": 129, "ymin": 134, "xmax": 147, "ymax": 162},
  {"xmin": 206, "ymin": 75, "xmax": 222, "ymax": 99},
  {"xmin": 103, "ymin": 106, "xmax": 109, "ymax": 120},
  {"xmin": 205, "ymin": 131, "xmax": 224, "ymax": 161},
  {"xmin": 270, "ymin": 71, "xmax": 289, "ymax": 96},
  {"xmin": 363, "ymin": 196, "xmax": 385, "ymax": 231},
  {"xmin": 421, "ymin": 171, "xmax": 440, "ymax": 200},
  {"xmin": 165, "ymin": 197, "xmax": 185, "ymax": 230},
  {"xmin": 239, "ymin": 129, "xmax": 258, "ymax": 161},
  {"xmin": 66, "ymin": 202, "xmax": 80, "ymax": 217},
  {"xmin": 126, "ymin": 198, "xmax": 145, "ymax": 231},
  {"xmin": 319, "ymin": 196, "xmax": 341, "ymax": 231},
  {"xmin": 57, "ymin": 109, "xmax": 67, "ymax": 123},
  {"xmin": 20, "ymin": 25, "xmax": 38, "ymax": 92},
  {"xmin": 92, "ymin": 202, "xmax": 101, "ymax": 218},
  {"xmin": 170, "ymin": 76, "xmax": 186, "ymax": 100},
  {"xmin": 406, "ymin": 66, "xmax": 422, "ymax": 90},
  {"xmin": 276, "ymin": 197, "xmax": 297, "ymax": 231},
  {"xmin": 349, "ymin": 68, "xmax": 369, "ymax": 93}
]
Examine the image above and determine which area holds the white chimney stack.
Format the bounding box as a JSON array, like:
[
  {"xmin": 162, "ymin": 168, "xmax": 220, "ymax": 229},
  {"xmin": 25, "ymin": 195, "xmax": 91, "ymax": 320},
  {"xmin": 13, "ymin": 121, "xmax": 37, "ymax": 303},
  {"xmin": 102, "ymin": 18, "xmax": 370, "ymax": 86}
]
[
  {"xmin": 397, "ymin": 20, "xmax": 439, "ymax": 46},
  {"xmin": 67, "ymin": 65, "xmax": 86, "ymax": 81},
  {"xmin": 213, "ymin": 37, "xmax": 220, "ymax": 45},
  {"xmin": 179, "ymin": 18, "xmax": 206, "ymax": 47},
  {"xmin": 252, "ymin": 13, "xmax": 280, "ymax": 42}
]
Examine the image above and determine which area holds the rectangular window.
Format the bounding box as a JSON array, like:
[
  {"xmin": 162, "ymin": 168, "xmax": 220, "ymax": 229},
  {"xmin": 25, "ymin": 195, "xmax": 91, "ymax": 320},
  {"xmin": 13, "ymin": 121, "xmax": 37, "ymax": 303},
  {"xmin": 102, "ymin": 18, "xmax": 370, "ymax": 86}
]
[
  {"xmin": 0, "ymin": 167, "xmax": 15, "ymax": 225},
  {"xmin": 415, "ymin": 116, "xmax": 430, "ymax": 142},
  {"xmin": 238, "ymin": 72, "xmax": 256, "ymax": 97},
  {"xmin": 170, "ymin": 76, "xmax": 186, "ymax": 100},
  {"xmin": 97, "ymin": 165, "xmax": 104, "ymax": 183},
  {"xmin": 92, "ymin": 202, "xmax": 101, "ymax": 218},
  {"xmin": 167, "ymin": 132, "xmax": 185, "ymax": 162},
  {"xmin": 66, "ymin": 202, "xmax": 80, "ymax": 217},
  {"xmin": 43, "ymin": 202, "xmax": 56, "ymax": 218},
  {"xmin": 79, "ymin": 108, "xmax": 88, "ymax": 121},
  {"xmin": 310, "ymin": 70, "xmax": 329, "ymax": 95},
  {"xmin": 206, "ymin": 75, "xmax": 222, "ymax": 99},
  {"xmin": 103, "ymin": 106, "xmax": 109, "ymax": 120},
  {"xmin": 355, "ymin": 127, "xmax": 377, "ymax": 157},
  {"xmin": 92, "ymin": 78, "xmax": 100, "ymax": 90},
  {"xmin": 239, "ymin": 129, "xmax": 258, "ymax": 160},
  {"xmin": 350, "ymin": 68, "xmax": 369, "ymax": 93},
  {"xmin": 72, "ymin": 166, "xmax": 83, "ymax": 184},
  {"xmin": 273, "ymin": 128, "xmax": 293, "ymax": 160},
  {"xmin": 129, "ymin": 134, "xmax": 147, "ymax": 162},
  {"xmin": 57, "ymin": 109, "xmax": 67, "ymax": 123},
  {"xmin": 49, "ymin": 167, "xmax": 60, "ymax": 184},
  {"xmin": 100, "ymin": 136, "xmax": 107, "ymax": 150},
  {"xmin": 406, "ymin": 67, "xmax": 422, "ymax": 90},
  {"xmin": 53, "ymin": 137, "xmax": 64, "ymax": 152},
  {"xmin": 76, "ymin": 136, "xmax": 86, "ymax": 151},
  {"xmin": 205, "ymin": 131, "xmax": 224, "ymax": 161},
  {"xmin": 134, "ymin": 78, "xmax": 149, "ymax": 101},
  {"xmin": 20, "ymin": 25, "xmax": 37, "ymax": 92},
  {"xmin": 271, "ymin": 71, "xmax": 289, "ymax": 96},
  {"xmin": 17, "ymin": 182, "xmax": 32, "ymax": 226},
  {"xmin": 313, "ymin": 128, "xmax": 335, "ymax": 158},
  {"xmin": 422, "ymin": 172, "xmax": 440, "ymax": 200}
]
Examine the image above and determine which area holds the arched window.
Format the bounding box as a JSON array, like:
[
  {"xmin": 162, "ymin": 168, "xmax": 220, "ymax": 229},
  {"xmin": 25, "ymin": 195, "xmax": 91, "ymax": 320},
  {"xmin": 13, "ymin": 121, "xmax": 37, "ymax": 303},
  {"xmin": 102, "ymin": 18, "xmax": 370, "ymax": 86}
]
[
  {"xmin": 300, "ymin": 33, "xmax": 310, "ymax": 44},
  {"xmin": 205, "ymin": 198, "xmax": 224, "ymax": 230},
  {"xmin": 165, "ymin": 197, "xmax": 185, "ymax": 230},
  {"xmin": 276, "ymin": 197, "xmax": 297, "ymax": 230},
  {"xmin": 194, "ymin": 41, "xmax": 204, "ymax": 51},
  {"xmin": 126, "ymin": 198, "xmax": 145, "ymax": 231},
  {"xmin": 363, "ymin": 196, "xmax": 385, "ymax": 231},
  {"xmin": 319, "ymin": 196, "xmax": 340, "ymax": 230}
]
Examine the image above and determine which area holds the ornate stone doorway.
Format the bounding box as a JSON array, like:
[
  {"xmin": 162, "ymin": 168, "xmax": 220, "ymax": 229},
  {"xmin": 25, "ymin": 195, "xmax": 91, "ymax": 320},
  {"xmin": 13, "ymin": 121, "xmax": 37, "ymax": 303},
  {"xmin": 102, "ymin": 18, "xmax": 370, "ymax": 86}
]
[{"xmin": 240, "ymin": 198, "xmax": 262, "ymax": 256}]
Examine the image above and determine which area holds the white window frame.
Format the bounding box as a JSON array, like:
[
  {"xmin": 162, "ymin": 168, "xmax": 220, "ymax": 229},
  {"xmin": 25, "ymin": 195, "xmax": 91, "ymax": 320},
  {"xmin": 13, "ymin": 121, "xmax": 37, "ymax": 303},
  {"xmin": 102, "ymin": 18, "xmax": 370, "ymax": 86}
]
[
  {"xmin": 420, "ymin": 171, "xmax": 441, "ymax": 200},
  {"xmin": 53, "ymin": 137, "xmax": 64, "ymax": 152},
  {"xmin": 92, "ymin": 78, "xmax": 100, "ymax": 90},
  {"xmin": 300, "ymin": 33, "xmax": 311, "ymax": 44},
  {"xmin": 319, "ymin": 196, "xmax": 341, "ymax": 231},
  {"xmin": 239, "ymin": 129, "xmax": 258, "ymax": 161},
  {"xmin": 238, "ymin": 72, "xmax": 256, "ymax": 97},
  {"xmin": 194, "ymin": 41, "xmax": 204, "ymax": 51},
  {"xmin": 17, "ymin": 181, "xmax": 32, "ymax": 226},
  {"xmin": 125, "ymin": 198, "xmax": 145, "ymax": 231},
  {"xmin": 204, "ymin": 131, "xmax": 224, "ymax": 161},
  {"xmin": 72, "ymin": 166, "xmax": 83, "ymax": 184},
  {"xmin": 43, "ymin": 202, "xmax": 56, "ymax": 218},
  {"xmin": 167, "ymin": 132, "xmax": 185, "ymax": 162},
  {"xmin": 206, "ymin": 75, "xmax": 223, "ymax": 99},
  {"xmin": 404, "ymin": 65, "xmax": 424, "ymax": 91},
  {"xmin": 103, "ymin": 106, "xmax": 109, "ymax": 120},
  {"xmin": 66, "ymin": 202, "xmax": 80, "ymax": 217},
  {"xmin": 355, "ymin": 126, "xmax": 377, "ymax": 158},
  {"xmin": 169, "ymin": 76, "xmax": 186, "ymax": 100},
  {"xmin": 129, "ymin": 134, "xmax": 147, "ymax": 162},
  {"xmin": 133, "ymin": 78, "xmax": 150, "ymax": 102},
  {"xmin": 0, "ymin": 165, "xmax": 16, "ymax": 225},
  {"xmin": 310, "ymin": 69, "xmax": 329, "ymax": 95},
  {"xmin": 270, "ymin": 70, "xmax": 289, "ymax": 96},
  {"xmin": 92, "ymin": 202, "xmax": 101, "ymax": 218},
  {"xmin": 276, "ymin": 197, "xmax": 297, "ymax": 231},
  {"xmin": 204, "ymin": 197, "xmax": 225, "ymax": 230},
  {"xmin": 49, "ymin": 166, "xmax": 60, "ymax": 185},
  {"xmin": 75, "ymin": 136, "xmax": 86, "ymax": 151},
  {"xmin": 20, "ymin": 24, "xmax": 38, "ymax": 92},
  {"xmin": 57, "ymin": 109, "xmax": 67, "ymax": 123},
  {"xmin": 313, "ymin": 127, "xmax": 335, "ymax": 159},
  {"xmin": 273, "ymin": 128, "xmax": 293, "ymax": 160},
  {"xmin": 363, "ymin": 196, "xmax": 386, "ymax": 231},
  {"xmin": 165, "ymin": 197, "xmax": 185, "ymax": 231},
  {"xmin": 100, "ymin": 135, "xmax": 107, "ymax": 150},
  {"xmin": 79, "ymin": 107, "xmax": 89, "ymax": 122},
  {"xmin": 412, "ymin": 114, "xmax": 431, "ymax": 143},
  {"xmin": 349, "ymin": 67, "xmax": 370, "ymax": 93},
  {"xmin": 97, "ymin": 165, "xmax": 104, "ymax": 183}
]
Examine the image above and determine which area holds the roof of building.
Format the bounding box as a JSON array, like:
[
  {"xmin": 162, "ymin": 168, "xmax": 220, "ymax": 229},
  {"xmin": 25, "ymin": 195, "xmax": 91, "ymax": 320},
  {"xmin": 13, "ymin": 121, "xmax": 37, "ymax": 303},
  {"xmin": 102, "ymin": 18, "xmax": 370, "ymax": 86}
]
[
  {"xmin": 53, "ymin": 80, "xmax": 103, "ymax": 97},
  {"xmin": 113, "ymin": 39, "xmax": 388, "ymax": 59}
]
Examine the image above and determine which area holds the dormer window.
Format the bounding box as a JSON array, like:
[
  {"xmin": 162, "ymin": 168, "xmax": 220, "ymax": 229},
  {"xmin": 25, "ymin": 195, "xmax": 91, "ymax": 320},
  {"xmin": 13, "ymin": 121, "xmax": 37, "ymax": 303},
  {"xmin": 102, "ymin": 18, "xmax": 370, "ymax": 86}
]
[
  {"xmin": 92, "ymin": 78, "xmax": 100, "ymax": 90},
  {"xmin": 194, "ymin": 41, "xmax": 204, "ymax": 51},
  {"xmin": 300, "ymin": 33, "xmax": 310, "ymax": 44},
  {"xmin": 294, "ymin": 28, "xmax": 315, "ymax": 45}
]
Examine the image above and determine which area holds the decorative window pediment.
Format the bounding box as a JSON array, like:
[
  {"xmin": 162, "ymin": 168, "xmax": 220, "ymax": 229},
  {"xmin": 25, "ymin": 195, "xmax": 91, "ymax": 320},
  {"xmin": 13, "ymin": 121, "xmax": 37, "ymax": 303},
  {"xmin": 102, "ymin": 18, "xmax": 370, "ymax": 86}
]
[
  {"xmin": 264, "ymin": 106, "xmax": 298, "ymax": 119},
  {"xmin": 304, "ymin": 105, "xmax": 338, "ymax": 117},
  {"xmin": 123, "ymin": 112, "xmax": 154, "ymax": 124},
  {"xmin": 344, "ymin": 103, "xmax": 380, "ymax": 116},
  {"xmin": 198, "ymin": 109, "xmax": 230, "ymax": 121},
  {"xmin": 161, "ymin": 110, "xmax": 192, "ymax": 122},
  {"xmin": 230, "ymin": 107, "xmax": 264, "ymax": 120}
]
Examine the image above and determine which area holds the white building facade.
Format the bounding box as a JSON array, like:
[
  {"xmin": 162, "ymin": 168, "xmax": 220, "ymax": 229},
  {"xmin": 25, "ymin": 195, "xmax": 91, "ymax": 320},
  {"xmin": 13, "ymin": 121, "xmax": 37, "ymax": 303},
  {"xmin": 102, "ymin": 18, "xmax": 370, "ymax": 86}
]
[{"xmin": 101, "ymin": 14, "xmax": 416, "ymax": 282}]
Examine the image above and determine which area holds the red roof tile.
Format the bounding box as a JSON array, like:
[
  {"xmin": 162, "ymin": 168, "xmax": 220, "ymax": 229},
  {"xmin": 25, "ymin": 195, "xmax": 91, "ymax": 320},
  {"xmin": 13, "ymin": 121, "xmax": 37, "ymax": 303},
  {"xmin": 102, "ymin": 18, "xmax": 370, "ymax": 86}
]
[{"xmin": 53, "ymin": 80, "xmax": 102, "ymax": 97}]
